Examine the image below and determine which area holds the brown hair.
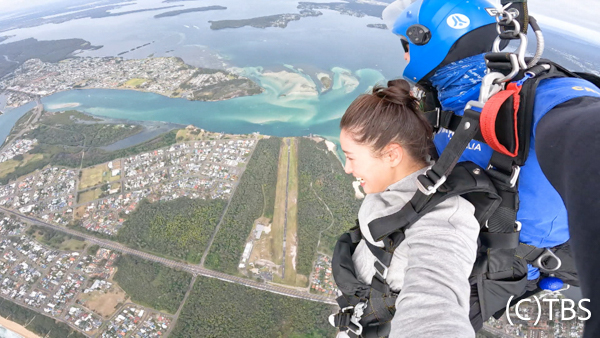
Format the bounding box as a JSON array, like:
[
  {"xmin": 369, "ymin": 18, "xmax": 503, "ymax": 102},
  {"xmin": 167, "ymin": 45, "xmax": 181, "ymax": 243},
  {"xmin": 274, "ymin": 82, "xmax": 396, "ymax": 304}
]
[{"xmin": 340, "ymin": 79, "xmax": 433, "ymax": 164}]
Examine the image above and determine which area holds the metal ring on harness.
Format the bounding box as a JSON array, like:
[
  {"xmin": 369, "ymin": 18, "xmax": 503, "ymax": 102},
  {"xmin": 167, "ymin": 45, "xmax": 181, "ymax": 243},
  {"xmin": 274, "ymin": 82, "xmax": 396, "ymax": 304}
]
[
  {"xmin": 492, "ymin": 32, "xmax": 528, "ymax": 70},
  {"xmin": 536, "ymin": 249, "xmax": 562, "ymax": 272},
  {"xmin": 478, "ymin": 72, "xmax": 505, "ymax": 103}
]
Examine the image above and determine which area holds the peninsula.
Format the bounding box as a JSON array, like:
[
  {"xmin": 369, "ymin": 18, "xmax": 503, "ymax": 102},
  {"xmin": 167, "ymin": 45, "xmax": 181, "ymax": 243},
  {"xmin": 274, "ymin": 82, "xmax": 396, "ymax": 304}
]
[{"xmin": 0, "ymin": 56, "xmax": 263, "ymax": 107}]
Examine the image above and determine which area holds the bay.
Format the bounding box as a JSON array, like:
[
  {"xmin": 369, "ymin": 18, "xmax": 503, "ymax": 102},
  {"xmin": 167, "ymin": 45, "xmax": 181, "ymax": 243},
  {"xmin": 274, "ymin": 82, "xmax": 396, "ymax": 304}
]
[{"xmin": 0, "ymin": 68, "xmax": 385, "ymax": 156}]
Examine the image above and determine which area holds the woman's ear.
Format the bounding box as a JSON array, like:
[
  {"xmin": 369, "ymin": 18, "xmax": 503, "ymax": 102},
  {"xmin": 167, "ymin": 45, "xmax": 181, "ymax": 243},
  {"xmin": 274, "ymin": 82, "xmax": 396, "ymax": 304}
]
[{"xmin": 385, "ymin": 143, "xmax": 403, "ymax": 167}]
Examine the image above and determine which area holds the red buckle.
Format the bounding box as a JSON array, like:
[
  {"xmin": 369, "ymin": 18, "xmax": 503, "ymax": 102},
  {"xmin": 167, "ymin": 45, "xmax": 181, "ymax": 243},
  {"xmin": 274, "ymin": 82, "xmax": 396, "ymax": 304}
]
[{"xmin": 480, "ymin": 82, "xmax": 521, "ymax": 157}]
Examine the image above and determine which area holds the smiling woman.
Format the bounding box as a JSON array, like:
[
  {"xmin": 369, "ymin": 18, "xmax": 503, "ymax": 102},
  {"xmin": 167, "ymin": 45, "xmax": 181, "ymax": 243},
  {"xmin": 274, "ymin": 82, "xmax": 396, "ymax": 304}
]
[
  {"xmin": 339, "ymin": 79, "xmax": 432, "ymax": 194},
  {"xmin": 333, "ymin": 79, "xmax": 480, "ymax": 337}
]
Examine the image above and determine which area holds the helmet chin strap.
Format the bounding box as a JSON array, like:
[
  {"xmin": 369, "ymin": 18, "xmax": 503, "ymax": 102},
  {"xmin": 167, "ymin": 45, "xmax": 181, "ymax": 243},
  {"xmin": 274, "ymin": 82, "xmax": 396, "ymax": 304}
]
[{"xmin": 500, "ymin": 0, "xmax": 528, "ymax": 34}]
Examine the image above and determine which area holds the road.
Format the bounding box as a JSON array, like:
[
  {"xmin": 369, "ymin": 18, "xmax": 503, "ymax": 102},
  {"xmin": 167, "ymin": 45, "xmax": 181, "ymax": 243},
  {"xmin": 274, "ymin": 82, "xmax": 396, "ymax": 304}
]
[
  {"xmin": 199, "ymin": 138, "xmax": 258, "ymax": 267},
  {"xmin": 0, "ymin": 206, "xmax": 337, "ymax": 306},
  {"xmin": 164, "ymin": 275, "xmax": 197, "ymax": 337}
]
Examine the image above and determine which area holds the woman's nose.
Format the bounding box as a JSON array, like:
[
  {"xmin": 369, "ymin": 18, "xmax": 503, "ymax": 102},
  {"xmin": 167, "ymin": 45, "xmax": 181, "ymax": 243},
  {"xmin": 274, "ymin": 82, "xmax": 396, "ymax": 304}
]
[{"xmin": 344, "ymin": 161, "xmax": 352, "ymax": 174}]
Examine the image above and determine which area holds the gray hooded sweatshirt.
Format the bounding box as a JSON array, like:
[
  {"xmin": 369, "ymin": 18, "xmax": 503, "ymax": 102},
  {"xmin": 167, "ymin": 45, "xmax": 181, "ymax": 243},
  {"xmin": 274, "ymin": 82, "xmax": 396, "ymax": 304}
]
[{"xmin": 350, "ymin": 167, "xmax": 479, "ymax": 338}]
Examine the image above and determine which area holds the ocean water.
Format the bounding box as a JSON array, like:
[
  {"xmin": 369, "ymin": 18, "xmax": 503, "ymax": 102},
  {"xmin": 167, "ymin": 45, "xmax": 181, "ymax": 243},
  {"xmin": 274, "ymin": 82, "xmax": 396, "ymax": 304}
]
[
  {"xmin": 0, "ymin": 0, "xmax": 406, "ymax": 78},
  {"xmin": 0, "ymin": 325, "xmax": 23, "ymax": 338}
]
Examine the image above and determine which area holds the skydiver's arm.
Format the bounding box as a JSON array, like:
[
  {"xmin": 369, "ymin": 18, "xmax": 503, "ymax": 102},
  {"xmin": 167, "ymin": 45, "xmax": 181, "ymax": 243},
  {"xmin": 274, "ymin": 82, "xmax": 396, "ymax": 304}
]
[
  {"xmin": 536, "ymin": 96, "xmax": 600, "ymax": 338},
  {"xmin": 390, "ymin": 196, "xmax": 478, "ymax": 338}
]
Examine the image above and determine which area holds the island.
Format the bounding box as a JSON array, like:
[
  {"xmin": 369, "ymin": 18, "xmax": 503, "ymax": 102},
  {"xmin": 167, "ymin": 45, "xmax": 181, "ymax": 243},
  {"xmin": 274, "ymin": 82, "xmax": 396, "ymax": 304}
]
[
  {"xmin": 154, "ymin": 5, "xmax": 227, "ymax": 18},
  {"xmin": 0, "ymin": 4, "xmax": 182, "ymax": 32},
  {"xmin": 209, "ymin": 10, "xmax": 322, "ymax": 30},
  {"xmin": 297, "ymin": 0, "xmax": 387, "ymax": 18},
  {"xmin": 367, "ymin": 23, "xmax": 388, "ymax": 29}
]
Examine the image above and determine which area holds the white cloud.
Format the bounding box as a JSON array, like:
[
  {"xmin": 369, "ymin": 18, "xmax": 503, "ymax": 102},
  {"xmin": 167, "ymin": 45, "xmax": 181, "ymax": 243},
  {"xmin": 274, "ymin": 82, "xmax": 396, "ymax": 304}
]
[
  {"xmin": 528, "ymin": 0, "xmax": 600, "ymax": 32},
  {"xmin": 532, "ymin": 13, "xmax": 600, "ymax": 46},
  {"xmin": 0, "ymin": 0, "xmax": 56, "ymax": 13}
]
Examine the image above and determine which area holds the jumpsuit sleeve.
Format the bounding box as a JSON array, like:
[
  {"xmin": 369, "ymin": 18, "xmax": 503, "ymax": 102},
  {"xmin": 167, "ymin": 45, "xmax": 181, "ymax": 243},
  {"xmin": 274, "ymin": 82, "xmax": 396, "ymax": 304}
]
[
  {"xmin": 536, "ymin": 96, "xmax": 600, "ymax": 338},
  {"xmin": 389, "ymin": 195, "xmax": 478, "ymax": 338}
]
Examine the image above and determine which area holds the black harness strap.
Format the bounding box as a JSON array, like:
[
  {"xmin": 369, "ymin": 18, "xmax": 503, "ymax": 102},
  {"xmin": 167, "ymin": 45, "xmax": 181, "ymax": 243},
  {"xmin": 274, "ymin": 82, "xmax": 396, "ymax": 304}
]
[
  {"xmin": 423, "ymin": 108, "xmax": 486, "ymax": 143},
  {"xmin": 368, "ymin": 107, "xmax": 484, "ymax": 244}
]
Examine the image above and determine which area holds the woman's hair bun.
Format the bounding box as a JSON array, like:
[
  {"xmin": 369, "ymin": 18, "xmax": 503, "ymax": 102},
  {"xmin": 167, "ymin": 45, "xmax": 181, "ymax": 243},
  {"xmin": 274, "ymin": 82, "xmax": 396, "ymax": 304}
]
[
  {"xmin": 387, "ymin": 79, "xmax": 411, "ymax": 93},
  {"xmin": 373, "ymin": 79, "xmax": 417, "ymax": 109}
]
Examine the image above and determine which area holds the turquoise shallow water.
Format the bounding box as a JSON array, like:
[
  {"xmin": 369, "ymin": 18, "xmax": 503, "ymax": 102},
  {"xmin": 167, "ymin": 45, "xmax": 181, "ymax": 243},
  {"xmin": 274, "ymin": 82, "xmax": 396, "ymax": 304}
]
[{"xmin": 0, "ymin": 68, "xmax": 385, "ymax": 156}]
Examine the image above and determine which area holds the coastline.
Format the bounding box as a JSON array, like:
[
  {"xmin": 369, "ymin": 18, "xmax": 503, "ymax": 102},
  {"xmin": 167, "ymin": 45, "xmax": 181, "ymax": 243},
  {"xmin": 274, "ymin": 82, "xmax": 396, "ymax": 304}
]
[{"xmin": 0, "ymin": 316, "xmax": 40, "ymax": 338}]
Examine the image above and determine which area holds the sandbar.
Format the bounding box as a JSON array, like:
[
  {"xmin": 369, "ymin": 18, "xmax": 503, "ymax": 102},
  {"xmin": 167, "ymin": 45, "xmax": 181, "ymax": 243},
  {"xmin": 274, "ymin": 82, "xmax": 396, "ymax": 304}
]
[
  {"xmin": 46, "ymin": 102, "xmax": 80, "ymax": 109},
  {"xmin": 262, "ymin": 71, "xmax": 318, "ymax": 97}
]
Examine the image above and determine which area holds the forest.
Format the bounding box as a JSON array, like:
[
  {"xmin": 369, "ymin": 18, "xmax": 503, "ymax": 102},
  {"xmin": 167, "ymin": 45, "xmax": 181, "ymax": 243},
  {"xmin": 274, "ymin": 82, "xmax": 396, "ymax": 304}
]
[
  {"xmin": 0, "ymin": 298, "xmax": 86, "ymax": 338},
  {"xmin": 27, "ymin": 123, "xmax": 143, "ymax": 147},
  {"xmin": 296, "ymin": 138, "xmax": 361, "ymax": 274},
  {"xmin": 113, "ymin": 255, "xmax": 192, "ymax": 314},
  {"xmin": 204, "ymin": 137, "xmax": 280, "ymax": 273},
  {"xmin": 115, "ymin": 197, "xmax": 226, "ymax": 263},
  {"xmin": 170, "ymin": 275, "xmax": 336, "ymax": 337}
]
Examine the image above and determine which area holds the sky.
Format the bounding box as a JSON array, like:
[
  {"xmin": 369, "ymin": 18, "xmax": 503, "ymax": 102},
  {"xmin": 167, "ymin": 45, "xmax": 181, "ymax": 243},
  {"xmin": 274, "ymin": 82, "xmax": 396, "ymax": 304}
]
[
  {"xmin": 0, "ymin": 0, "xmax": 598, "ymax": 41},
  {"xmin": 0, "ymin": 0, "xmax": 597, "ymax": 28},
  {"xmin": 528, "ymin": 0, "xmax": 600, "ymax": 32}
]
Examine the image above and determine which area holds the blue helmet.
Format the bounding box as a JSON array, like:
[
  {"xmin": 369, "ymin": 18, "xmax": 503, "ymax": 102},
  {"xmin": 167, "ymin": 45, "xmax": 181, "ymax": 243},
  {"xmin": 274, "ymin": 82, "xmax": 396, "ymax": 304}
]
[{"xmin": 383, "ymin": 0, "xmax": 499, "ymax": 83}]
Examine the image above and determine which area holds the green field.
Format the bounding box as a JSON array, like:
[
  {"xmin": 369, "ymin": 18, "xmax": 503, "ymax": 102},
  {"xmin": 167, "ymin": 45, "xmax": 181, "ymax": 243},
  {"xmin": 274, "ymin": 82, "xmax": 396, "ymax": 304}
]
[
  {"xmin": 0, "ymin": 153, "xmax": 44, "ymax": 179},
  {"xmin": 80, "ymin": 162, "xmax": 120, "ymax": 189},
  {"xmin": 124, "ymin": 78, "xmax": 148, "ymax": 87}
]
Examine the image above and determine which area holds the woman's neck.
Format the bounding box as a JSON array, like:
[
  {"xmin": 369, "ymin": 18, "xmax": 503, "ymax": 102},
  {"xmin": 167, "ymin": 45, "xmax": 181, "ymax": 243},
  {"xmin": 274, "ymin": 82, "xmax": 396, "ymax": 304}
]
[{"xmin": 392, "ymin": 161, "xmax": 428, "ymax": 186}]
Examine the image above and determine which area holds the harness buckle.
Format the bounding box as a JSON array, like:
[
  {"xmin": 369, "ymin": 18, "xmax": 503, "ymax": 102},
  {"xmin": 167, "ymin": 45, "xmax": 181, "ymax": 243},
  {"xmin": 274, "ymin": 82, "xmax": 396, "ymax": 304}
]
[
  {"xmin": 509, "ymin": 165, "xmax": 521, "ymax": 188},
  {"xmin": 416, "ymin": 173, "xmax": 446, "ymax": 196},
  {"xmin": 373, "ymin": 256, "xmax": 389, "ymax": 280},
  {"xmin": 434, "ymin": 107, "xmax": 441, "ymax": 130},
  {"xmin": 486, "ymin": 164, "xmax": 521, "ymax": 188},
  {"xmin": 416, "ymin": 168, "xmax": 447, "ymax": 196},
  {"xmin": 536, "ymin": 249, "xmax": 562, "ymax": 272},
  {"xmin": 328, "ymin": 303, "xmax": 366, "ymax": 336},
  {"xmin": 348, "ymin": 302, "xmax": 367, "ymax": 335}
]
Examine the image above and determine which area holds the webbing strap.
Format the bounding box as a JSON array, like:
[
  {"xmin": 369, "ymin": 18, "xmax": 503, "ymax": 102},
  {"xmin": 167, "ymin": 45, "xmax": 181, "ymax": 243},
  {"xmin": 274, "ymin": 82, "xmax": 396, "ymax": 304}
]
[
  {"xmin": 516, "ymin": 243, "xmax": 545, "ymax": 262},
  {"xmin": 480, "ymin": 82, "xmax": 521, "ymax": 157},
  {"xmin": 423, "ymin": 109, "xmax": 485, "ymax": 143},
  {"xmin": 480, "ymin": 232, "xmax": 520, "ymax": 249}
]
